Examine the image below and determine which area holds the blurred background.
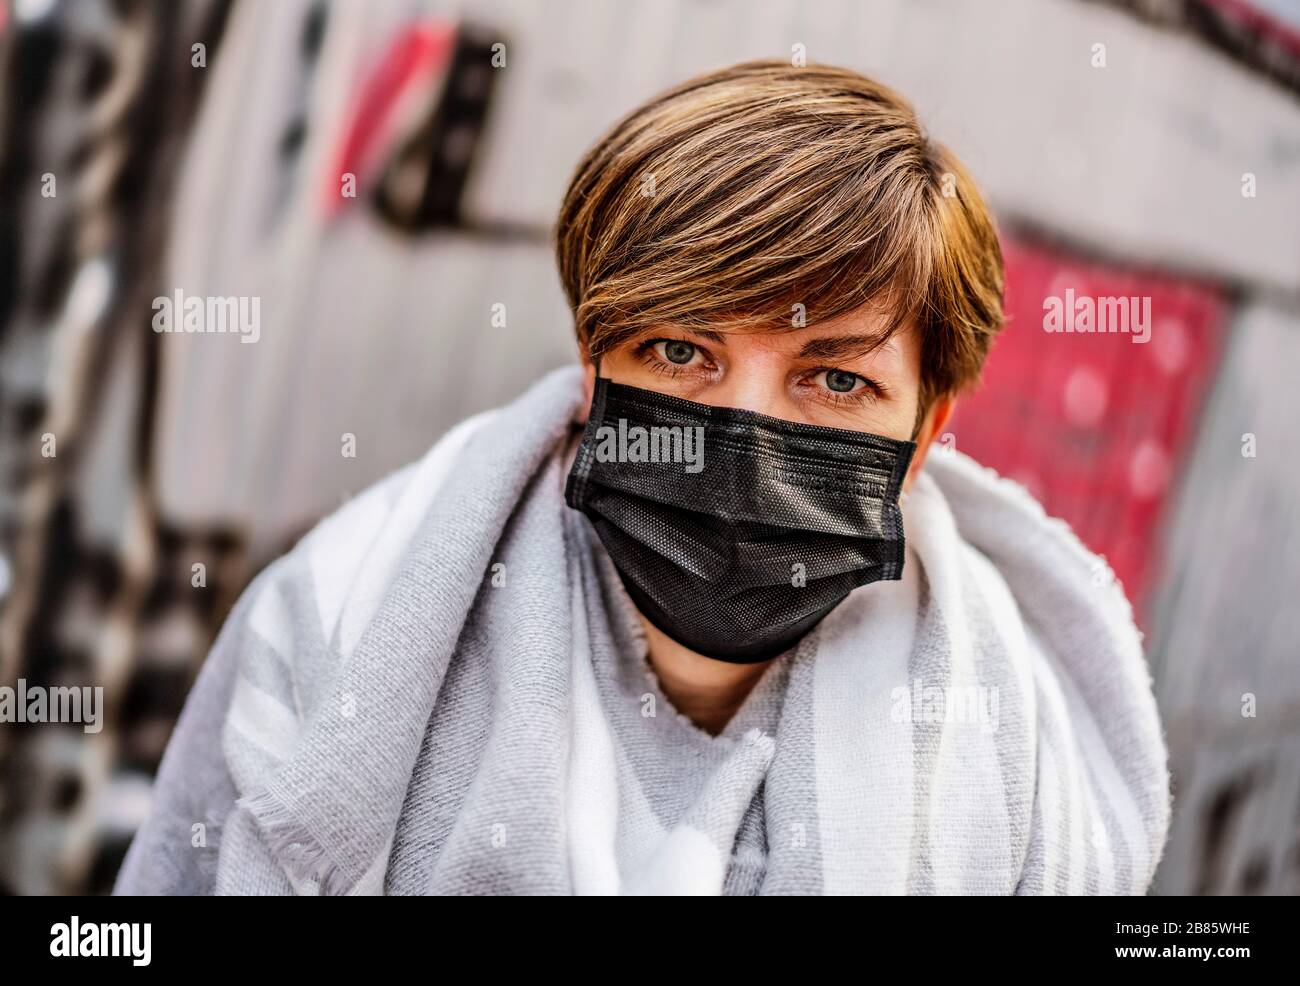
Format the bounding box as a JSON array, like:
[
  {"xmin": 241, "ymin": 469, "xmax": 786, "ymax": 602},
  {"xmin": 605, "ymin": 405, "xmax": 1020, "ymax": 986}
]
[{"xmin": 1, "ymin": 0, "xmax": 1297, "ymax": 895}]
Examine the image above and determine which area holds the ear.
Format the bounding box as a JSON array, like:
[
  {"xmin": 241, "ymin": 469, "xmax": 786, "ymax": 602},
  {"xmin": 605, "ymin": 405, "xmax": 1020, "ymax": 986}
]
[
  {"xmin": 902, "ymin": 396, "xmax": 955, "ymax": 492},
  {"xmin": 576, "ymin": 359, "xmax": 597, "ymax": 424}
]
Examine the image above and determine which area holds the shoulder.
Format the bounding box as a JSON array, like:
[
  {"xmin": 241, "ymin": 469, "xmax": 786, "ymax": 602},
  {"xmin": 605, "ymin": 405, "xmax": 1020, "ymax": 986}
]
[
  {"xmin": 224, "ymin": 408, "xmax": 500, "ymax": 717},
  {"xmin": 919, "ymin": 449, "xmax": 1172, "ymax": 889}
]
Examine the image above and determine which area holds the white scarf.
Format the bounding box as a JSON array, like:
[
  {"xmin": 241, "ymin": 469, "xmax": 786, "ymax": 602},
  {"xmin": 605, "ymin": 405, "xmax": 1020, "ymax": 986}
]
[{"xmin": 113, "ymin": 366, "xmax": 1171, "ymax": 894}]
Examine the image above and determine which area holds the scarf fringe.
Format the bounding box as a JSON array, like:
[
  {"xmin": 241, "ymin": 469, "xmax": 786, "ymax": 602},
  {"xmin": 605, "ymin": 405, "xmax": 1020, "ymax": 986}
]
[{"xmin": 239, "ymin": 788, "xmax": 356, "ymax": 896}]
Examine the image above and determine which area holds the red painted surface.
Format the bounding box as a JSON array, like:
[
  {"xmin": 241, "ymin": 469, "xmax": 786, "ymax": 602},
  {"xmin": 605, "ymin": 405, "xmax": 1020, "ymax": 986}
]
[
  {"xmin": 948, "ymin": 237, "xmax": 1228, "ymax": 619},
  {"xmin": 321, "ymin": 20, "xmax": 456, "ymax": 217},
  {"xmin": 1205, "ymin": 0, "xmax": 1300, "ymax": 59}
]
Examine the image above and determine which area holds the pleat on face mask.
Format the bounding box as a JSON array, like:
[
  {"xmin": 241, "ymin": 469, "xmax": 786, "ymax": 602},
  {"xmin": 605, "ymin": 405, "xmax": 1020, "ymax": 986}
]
[{"xmin": 564, "ymin": 376, "xmax": 916, "ymax": 663}]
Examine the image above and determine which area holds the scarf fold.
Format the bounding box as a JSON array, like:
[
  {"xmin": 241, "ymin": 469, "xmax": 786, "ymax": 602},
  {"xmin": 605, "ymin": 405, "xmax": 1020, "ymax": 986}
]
[{"xmin": 187, "ymin": 365, "xmax": 1169, "ymax": 894}]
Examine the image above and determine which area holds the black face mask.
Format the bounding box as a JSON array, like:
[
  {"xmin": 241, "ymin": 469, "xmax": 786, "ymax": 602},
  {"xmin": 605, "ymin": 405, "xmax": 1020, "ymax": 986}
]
[{"xmin": 564, "ymin": 376, "xmax": 916, "ymax": 663}]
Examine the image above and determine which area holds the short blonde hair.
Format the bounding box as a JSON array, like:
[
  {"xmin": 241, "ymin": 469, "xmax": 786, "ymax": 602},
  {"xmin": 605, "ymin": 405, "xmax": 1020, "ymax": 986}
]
[{"xmin": 555, "ymin": 59, "xmax": 1005, "ymax": 414}]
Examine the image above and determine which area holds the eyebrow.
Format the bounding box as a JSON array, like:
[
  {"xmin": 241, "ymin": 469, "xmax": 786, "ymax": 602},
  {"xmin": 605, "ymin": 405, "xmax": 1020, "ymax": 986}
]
[
  {"xmin": 643, "ymin": 327, "xmax": 896, "ymax": 362},
  {"xmin": 669, "ymin": 327, "xmax": 729, "ymax": 344},
  {"xmin": 796, "ymin": 333, "xmax": 896, "ymax": 362}
]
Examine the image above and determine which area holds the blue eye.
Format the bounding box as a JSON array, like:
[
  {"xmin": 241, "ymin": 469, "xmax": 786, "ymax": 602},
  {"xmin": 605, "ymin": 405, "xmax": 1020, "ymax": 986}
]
[
  {"xmin": 656, "ymin": 340, "xmax": 698, "ymax": 365},
  {"xmin": 823, "ymin": 369, "xmax": 862, "ymax": 393}
]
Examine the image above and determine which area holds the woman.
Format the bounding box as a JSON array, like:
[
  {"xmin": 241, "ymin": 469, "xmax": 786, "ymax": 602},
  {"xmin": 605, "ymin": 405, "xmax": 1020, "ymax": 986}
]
[{"xmin": 114, "ymin": 60, "xmax": 1170, "ymax": 895}]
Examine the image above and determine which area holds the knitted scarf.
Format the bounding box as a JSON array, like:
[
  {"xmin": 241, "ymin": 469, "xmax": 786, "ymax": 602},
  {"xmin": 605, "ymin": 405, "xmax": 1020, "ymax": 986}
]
[{"xmin": 113, "ymin": 365, "xmax": 1171, "ymax": 895}]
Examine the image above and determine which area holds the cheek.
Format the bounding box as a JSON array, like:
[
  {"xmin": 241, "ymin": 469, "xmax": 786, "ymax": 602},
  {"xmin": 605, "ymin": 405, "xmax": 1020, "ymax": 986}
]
[
  {"xmin": 873, "ymin": 399, "xmax": 922, "ymax": 443},
  {"xmin": 594, "ymin": 346, "xmax": 652, "ymax": 387},
  {"xmin": 832, "ymin": 386, "xmax": 918, "ymax": 443}
]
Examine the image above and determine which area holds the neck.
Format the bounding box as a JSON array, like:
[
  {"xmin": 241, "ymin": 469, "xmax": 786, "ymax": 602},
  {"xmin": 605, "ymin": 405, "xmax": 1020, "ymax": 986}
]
[
  {"xmin": 640, "ymin": 618, "xmax": 774, "ymax": 736},
  {"xmin": 561, "ymin": 424, "xmax": 773, "ymax": 736}
]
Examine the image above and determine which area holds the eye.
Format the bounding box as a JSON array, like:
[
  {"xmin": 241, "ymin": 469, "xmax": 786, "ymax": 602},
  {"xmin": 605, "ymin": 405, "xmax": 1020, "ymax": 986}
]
[
  {"xmin": 815, "ymin": 369, "xmax": 867, "ymax": 395},
  {"xmin": 654, "ymin": 339, "xmax": 701, "ymax": 366},
  {"xmin": 636, "ymin": 336, "xmax": 719, "ymax": 382}
]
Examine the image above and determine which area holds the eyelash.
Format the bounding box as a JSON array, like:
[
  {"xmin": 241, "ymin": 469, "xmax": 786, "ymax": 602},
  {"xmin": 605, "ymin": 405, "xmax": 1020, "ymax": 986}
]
[
  {"xmin": 814, "ymin": 384, "xmax": 878, "ymax": 408},
  {"xmin": 636, "ymin": 338, "xmax": 885, "ymax": 407},
  {"xmin": 637, "ymin": 339, "xmax": 712, "ymax": 380}
]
